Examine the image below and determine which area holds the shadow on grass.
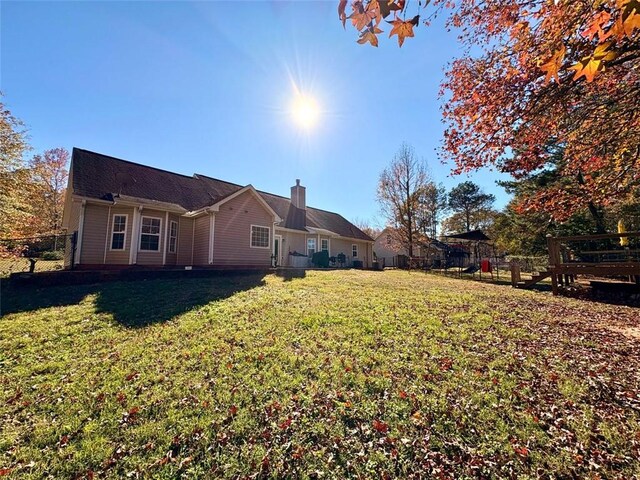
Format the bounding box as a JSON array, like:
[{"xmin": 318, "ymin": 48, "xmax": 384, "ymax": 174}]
[
  {"xmin": 1, "ymin": 273, "xmax": 267, "ymax": 327},
  {"xmin": 274, "ymin": 268, "xmax": 307, "ymax": 282}
]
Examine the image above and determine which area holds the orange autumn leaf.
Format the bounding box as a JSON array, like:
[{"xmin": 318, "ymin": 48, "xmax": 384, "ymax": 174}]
[
  {"xmin": 540, "ymin": 45, "xmax": 566, "ymax": 84},
  {"xmin": 350, "ymin": 1, "xmax": 379, "ymax": 30},
  {"xmin": 622, "ymin": 9, "xmax": 640, "ymax": 35},
  {"xmin": 357, "ymin": 28, "xmax": 381, "ymax": 46},
  {"xmin": 388, "ymin": 15, "xmax": 419, "ymax": 47},
  {"xmin": 569, "ymin": 42, "xmax": 617, "ymax": 82},
  {"xmin": 582, "ymin": 10, "xmax": 612, "ymax": 40}
]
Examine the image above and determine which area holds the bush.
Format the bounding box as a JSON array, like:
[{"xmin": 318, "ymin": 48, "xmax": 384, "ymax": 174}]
[
  {"xmin": 42, "ymin": 250, "xmax": 64, "ymax": 261},
  {"xmin": 312, "ymin": 250, "xmax": 330, "ymax": 268}
]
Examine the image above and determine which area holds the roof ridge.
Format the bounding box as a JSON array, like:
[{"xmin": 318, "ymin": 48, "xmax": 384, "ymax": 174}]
[
  {"xmin": 73, "ymin": 147, "xmax": 195, "ymax": 180},
  {"xmin": 194, "ymin": 173, "xmax": 245, "ymax": 188}
]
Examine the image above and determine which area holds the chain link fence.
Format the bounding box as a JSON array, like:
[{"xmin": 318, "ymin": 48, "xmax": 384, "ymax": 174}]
[{"xmin": 0, "ymin": 233, "xmax": 76, "ymax": 278}]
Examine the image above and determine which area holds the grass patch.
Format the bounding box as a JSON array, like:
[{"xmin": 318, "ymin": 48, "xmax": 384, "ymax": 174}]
[
  {"xmin": 1, "ymin": 270, "xmax": 639, "ymax": 478},
  {"xmin": 0, "ymin": 258, "xmax": 64, "ymax": 278}
]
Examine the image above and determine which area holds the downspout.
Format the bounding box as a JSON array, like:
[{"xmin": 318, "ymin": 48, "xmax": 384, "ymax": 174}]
[{"xmin": 75, "ymin": 200, "xmax": 86, "ymax": 266}]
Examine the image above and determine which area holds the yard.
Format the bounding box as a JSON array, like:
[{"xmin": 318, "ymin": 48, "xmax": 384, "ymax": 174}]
[{"xmin": 1, "ymin": 270, "xmax": 639, "ymax": 479}]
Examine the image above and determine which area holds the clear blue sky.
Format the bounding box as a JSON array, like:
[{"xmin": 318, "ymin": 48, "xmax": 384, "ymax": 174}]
[{"xmin": 1, "ymin": 1, "xmax": 510, "ymax": 228}]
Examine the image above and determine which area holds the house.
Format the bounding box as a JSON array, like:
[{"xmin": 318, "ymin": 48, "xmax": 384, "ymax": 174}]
[
  {"xmin": 373, "ymin": 227, "xmax": 449, "ymax": 269},
  {"xmin": 373, "ymin": 227, "xmax": 427, "ymax": 268},
  {"xmin": 61, "ymin": 148, "xmax": 374, "ymax": 270}
]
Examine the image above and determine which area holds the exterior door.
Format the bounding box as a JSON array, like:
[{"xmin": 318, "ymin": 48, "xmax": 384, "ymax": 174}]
[{"xmin": 274, "ymin": 235, "xmax": 283, "ymax": 267}]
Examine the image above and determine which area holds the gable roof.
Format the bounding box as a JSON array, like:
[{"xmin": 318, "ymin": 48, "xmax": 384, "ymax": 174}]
[{"xmin": 70, "ymin": 148, "xmax": 373, "ymax": 242}]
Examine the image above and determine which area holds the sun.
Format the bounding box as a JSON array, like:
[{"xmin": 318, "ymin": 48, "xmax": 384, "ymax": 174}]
[{"xmin": 291, "ymin": 94, "xmax": 320, "ymax": 130}]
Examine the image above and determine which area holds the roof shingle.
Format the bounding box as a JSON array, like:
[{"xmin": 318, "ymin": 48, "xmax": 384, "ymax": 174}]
[{"xmin": 71, "ymin": 148, "xmax": 373, "ymax": 242}]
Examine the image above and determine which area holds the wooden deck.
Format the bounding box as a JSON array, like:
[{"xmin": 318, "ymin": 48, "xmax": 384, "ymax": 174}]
[{"xmin": 546, "ymin": 232, "xmax": 640, "ymax": 295}]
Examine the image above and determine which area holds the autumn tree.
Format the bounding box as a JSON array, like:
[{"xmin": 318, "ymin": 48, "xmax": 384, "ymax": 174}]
[
  {"xmin": 27, "ymin": 148, "xmax": 69, "ymax": 235},
  {"xmin": 341, "ymin": 0, "xmax": 640, "ymax": 222},
  {"xmin": 377, "ymin": 143, "xmax": 431, "ymax": 258},
  {"xmin": 446, "ymin": 181, "xmax": 495, "ymax": 233},
  {"xmin": 0, "ymin": 96, "xmax": 31, "ymax": 238}
]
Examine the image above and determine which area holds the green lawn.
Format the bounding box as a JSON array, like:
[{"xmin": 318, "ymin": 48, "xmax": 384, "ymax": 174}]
[
  {"xmin": 0, "ymin": 258, "xmax": 64, "ymax": 278},
  {"xmin": 1, "ymin": 270, "xmax": 639, "ymax": 479}
]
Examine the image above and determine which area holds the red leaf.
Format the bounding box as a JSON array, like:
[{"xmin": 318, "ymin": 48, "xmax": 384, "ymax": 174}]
[
  {"xmin": 229, "ymin": 405, "xmax": 238, "ymax": 416},
  {"xmin": 373, "ymin": 419, "xmax": 389, "ymax": 433},
  {"xmin": 0, "ymin": 468, "xmax": 13, "ymax": 476},
  {"xmin": 514, "ymin": 445, "xmax": 529, "ymax": 457},
  {"xmin": 278, "ymin": 417, "xmax": 292, "ymax": 430}
]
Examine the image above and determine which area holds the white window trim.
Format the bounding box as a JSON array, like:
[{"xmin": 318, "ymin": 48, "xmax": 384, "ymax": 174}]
[
  {"xmin": 352, "ymin": 244, "xmax": 359, "ymax": 258},
  {"xmin": 250, "ymin": 224, "xmax": 271, "ymax": 249},
  {"xmin": 307, "ymin": 237, "xmax": 316, "ymax": 257},
  {"xmin": 321, "ymin": 238, "xmax": 329, "ymax": 253},
  {"xmin": 168, "ymin": 220, "xmax": 178, "ymax": 253},
  {"xmin": 139, "ymin": 215, "xmax": 162, "ymax": 252},
  {"xmin": 110, "ymin": 214, "xmax": 128, "ymax": 251}
]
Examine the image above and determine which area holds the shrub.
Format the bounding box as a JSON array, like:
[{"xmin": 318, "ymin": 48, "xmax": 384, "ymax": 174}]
[
  {"xmin": 42, "ymin": 251, "xmax": 64, "ymax": 261},
  {"xmin": 312, "ymin": 250, "xmax": 330, "ymax": 268}
]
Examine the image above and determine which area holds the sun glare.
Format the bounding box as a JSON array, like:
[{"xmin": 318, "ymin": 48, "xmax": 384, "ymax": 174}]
[{"xmin": 291, "ymin": 94, "xmax": 320, "ymax": 130}]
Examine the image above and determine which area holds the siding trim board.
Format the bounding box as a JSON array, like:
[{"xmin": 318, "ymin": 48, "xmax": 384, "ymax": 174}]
[
  {"xmin": 209, "ymin": 213, "xmax": 215, "ymax": 264},
  {"xmin": 129, "ymin": 207, "xmax": 140, "ymax": 264},
  {"xmin": 75, "ymin": 200, "xmax": 86, "ymax": 265},
  {"xmin": 162, "ymin": 211, "xmax": 169, "ymax": 265},
  {"xmin": 103, "ymin": 205, "xmax": 112, "ymax": 264}
]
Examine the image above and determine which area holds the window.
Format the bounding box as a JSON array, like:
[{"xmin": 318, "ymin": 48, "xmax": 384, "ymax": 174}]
[
  {"xmin": 321, "ymin": 238, "xmax": 329, "ymax": 252},
  {"xmin": 307, "ymin": 238, "xmax": 316, "ymax": 256},
  {"xmin": 352, "ymin": 244, "xmax": 358, "ymax": 258},
  {"xmin": 386, "ymin": 234, "xmax": 392, "ymax": 245},
  {"xmin": 140, "ymin": 216, "xmax": 161, "ymax": 251},
  {"xmin": 251, "ymin": 225, "xmax": 270, "ymax": 248},
  {"xmin": 110, "ymin": 214, "xmax": 127, "ymax": 250},
  {"xmin": 168, "ymin": 220, "xmax": 178, "ymax": 253}
]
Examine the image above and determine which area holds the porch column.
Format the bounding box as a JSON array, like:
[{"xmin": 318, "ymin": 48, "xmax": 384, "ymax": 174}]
[
  {"xmin": 129, "ymin": 206, "xmax": 142, "ymax": 265},
  {"xmin": 208, "ymin": 211, "xmax": 215, "ymax": 265}
]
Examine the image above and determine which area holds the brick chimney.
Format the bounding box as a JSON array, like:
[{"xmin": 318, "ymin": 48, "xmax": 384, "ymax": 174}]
[{"xmin": 291, "ymin": 179, "xmax": 306, "ymax": 210}]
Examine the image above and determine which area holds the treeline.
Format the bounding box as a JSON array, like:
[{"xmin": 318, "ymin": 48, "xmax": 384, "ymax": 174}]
[
  {"xmin": 1, "ymin": 95, "xmax": 69, "ymax": 239},
  {"xmin": 374, "ymin": 143, "xmax": 640, "ymax": 256}
]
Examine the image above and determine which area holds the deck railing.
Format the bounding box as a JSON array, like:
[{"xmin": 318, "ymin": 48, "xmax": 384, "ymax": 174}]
[{"xmin": 546, "ymin": 232, "xmax": 640, "ymax": 294}]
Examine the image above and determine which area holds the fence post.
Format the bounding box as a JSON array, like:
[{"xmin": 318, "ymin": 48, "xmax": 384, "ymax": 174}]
[
  {"xmin": 510, "ymin": 263, "xmax": 521, "ymax": 287},
  {"xmin": 546, "ymin": 234, "xmax": 560, "ymax": 295}
]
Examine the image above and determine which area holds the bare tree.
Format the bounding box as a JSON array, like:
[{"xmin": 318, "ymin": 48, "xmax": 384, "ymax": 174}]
[
  {"xmin": 352, "ymin": 217, "xmax": 381, "ymax": 240},
  {"xmin": 377, "ymin": 143, "xmax": 431, "ymax": 258}
]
